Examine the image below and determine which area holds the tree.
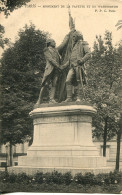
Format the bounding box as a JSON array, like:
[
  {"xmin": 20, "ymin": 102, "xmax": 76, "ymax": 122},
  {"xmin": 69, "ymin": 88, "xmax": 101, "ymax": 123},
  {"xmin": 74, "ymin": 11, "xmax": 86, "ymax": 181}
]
[
  {"xmin": 115, "ymin": 113, "xmax": 122, "ymax": 171},
  {"xmin": 0, "ymin": 24, "xmax": 9, "ymax": 149},
  {"xmin": 0, "ymin": 23, "xmax": 48, "ymax": 165},
  {"xmin": 85, "ymin": 31, "xmax": 121, "ymax": 157},
  {"xmin": 115, "ymin": 20, "xmax": 122, "ymax": 31},
  {"xmin": 0, "ymin": 24, "xmax": 9, "ymax": 48},
  {"xmin": 0, "ymin": 0, "xmax": 31, "ymax": 16},
  {"xmin": 114, "ymin": 44, "xmax": 122, "ymax": 171}
]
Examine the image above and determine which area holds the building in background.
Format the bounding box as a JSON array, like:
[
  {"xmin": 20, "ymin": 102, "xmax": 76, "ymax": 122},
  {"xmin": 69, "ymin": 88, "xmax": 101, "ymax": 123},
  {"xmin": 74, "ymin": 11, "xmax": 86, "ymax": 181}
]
[
  {"xmin": 0, "ymin": 142, "xmax": 29, "ymax": 167},
  {"xmin": 94, "ymin": 137, "xmax": 122, "ymax": 170}
]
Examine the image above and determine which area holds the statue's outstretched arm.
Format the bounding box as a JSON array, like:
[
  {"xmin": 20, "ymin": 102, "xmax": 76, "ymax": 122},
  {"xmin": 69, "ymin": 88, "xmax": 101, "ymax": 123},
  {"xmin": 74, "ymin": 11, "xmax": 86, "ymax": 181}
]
[{"xmin": 60, "ymin": 60, "xmax": 70, "ymax": 70}]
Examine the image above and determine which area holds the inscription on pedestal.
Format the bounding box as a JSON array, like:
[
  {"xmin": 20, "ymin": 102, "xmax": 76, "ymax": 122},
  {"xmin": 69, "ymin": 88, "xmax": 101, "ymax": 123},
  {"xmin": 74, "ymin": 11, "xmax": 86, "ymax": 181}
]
[
  {"xmin": 33, "ymin": 123, "xmax": 74, "ymax": 145},
  {"xmin": 33, "ymin": 115, "xmax": 92, "ymax": 125}
]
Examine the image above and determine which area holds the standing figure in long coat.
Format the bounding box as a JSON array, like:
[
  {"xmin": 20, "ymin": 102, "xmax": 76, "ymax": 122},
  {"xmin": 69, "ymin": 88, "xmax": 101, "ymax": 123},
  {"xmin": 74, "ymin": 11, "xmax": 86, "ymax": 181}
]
[
  {"xmin": 63, "ymin": 31, "xmax": 91, "ymax": 102},
  {"xmin": 35, "ymin": 36, "xmax": 69, "ymax": 105}
]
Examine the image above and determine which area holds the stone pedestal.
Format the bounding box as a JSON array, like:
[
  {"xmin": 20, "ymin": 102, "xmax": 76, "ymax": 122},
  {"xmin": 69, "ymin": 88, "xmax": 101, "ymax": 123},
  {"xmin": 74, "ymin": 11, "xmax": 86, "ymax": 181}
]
[{"xmin": 9, "ymin": 104, "xmax": 113, "ymax": 175}]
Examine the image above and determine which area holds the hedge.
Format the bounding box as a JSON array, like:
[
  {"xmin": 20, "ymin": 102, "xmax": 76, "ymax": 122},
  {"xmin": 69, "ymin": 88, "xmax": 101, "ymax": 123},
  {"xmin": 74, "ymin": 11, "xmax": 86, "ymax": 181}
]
[{"xmin": 0, "ymin": 170, "xmax": 121, "ymax": 186}]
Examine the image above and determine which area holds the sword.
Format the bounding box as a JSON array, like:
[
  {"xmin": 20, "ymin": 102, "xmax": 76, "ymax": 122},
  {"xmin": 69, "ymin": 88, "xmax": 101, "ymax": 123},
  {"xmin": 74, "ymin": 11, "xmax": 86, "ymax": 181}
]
[{"xmin": 78, "ymin": 65, "xmax": 86, "ymax": 100}]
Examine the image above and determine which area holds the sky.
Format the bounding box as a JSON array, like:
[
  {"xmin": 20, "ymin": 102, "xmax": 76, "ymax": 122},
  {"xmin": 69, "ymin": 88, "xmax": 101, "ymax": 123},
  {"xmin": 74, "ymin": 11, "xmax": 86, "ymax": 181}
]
[{"xmin": 0, "ymin": 0, "xmax": 122, "ymax": 55}]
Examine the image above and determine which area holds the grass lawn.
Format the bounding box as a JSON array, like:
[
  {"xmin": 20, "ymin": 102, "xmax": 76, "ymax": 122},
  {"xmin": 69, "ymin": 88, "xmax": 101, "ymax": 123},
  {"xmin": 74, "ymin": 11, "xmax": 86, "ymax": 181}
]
[{"xmin": 0, "ymin": 182, "xmax": 122, "ymax": 193}]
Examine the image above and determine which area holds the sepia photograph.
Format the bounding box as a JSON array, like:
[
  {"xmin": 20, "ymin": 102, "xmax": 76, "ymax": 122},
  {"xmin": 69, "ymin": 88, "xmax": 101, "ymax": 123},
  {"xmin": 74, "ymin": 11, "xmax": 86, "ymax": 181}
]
[{"xmin": 0, "ymin": 0, "xmax": 122, "ymax": 193}]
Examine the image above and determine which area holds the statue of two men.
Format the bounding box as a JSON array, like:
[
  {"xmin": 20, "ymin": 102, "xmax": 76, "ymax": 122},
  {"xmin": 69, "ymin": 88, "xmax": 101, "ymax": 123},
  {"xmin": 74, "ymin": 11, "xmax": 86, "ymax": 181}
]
[{"xmin": 35, "ymin": 29, "xmax": 91, "ymax": 106}]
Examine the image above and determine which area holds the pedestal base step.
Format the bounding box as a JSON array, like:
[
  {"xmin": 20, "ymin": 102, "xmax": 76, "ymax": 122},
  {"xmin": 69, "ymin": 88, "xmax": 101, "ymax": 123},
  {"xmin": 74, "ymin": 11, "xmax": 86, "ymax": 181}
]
[
  {"xmin": 8, "ymin": 166, "xmax": 114, "ymax": 176},
  {"xmin": 27, "ymin": 145, "xmax": 99, "ymax": 156},
  {"xmin": 18, "ymin": 156, "xmax": 107, "ymax": 168}
]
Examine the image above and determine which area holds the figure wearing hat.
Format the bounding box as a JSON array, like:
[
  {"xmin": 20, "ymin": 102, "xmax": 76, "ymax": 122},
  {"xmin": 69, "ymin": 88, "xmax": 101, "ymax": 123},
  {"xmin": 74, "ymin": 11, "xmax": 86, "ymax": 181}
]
[{"xmin": 61, "ymin": 25, "xmax": 91, "ymax": 102}]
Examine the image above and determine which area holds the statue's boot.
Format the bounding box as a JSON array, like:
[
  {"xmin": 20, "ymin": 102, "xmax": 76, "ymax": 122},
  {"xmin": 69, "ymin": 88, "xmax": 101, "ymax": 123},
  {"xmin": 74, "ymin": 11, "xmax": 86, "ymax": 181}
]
[
  {"xmin": 63, "ymin": 84, "xmax": 72, "ymax": 103},
  {"xmin": 76, "ymin": 83, "xmax": 82, "ymax": 102},
  {"xmin": 49, "ymin": 87, "xmax": 57, "ymax": 104},
  {"xmin": 34, "ymin": 87, "xmax": 44, "ymax": 108}
]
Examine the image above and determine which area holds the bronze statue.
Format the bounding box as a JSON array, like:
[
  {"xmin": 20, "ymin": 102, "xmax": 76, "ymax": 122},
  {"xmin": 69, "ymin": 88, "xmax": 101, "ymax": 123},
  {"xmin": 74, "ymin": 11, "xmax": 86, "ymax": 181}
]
[
  {"xmin": 35, "ymin": 39, "xmax": 60, "ymax": 105},
  {"xmin": 59, "ymin": 9, "xmax": 91, "ymax": 102},
  {"xmin": 62, "ymin": 30, "xmax": 91, "ymax": 102},
  {"xmin": 35, "ymin": 9, "xmax": 91, "ymax": 106}
]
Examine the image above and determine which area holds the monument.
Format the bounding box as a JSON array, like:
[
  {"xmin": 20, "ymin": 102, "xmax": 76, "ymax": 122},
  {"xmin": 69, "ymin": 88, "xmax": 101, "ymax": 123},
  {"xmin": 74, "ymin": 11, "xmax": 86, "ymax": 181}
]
[{"xmin": 9, "ymin": 10, "xmax": 113, "ymax": 175}]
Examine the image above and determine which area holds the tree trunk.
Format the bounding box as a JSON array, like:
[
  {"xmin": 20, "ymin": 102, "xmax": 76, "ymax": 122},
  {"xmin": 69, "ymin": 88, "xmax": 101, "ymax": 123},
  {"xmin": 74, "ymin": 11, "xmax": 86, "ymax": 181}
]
[
  {"xmin": 10, "ymin": 143, "xmax": 13, "ymax": 166},
  {"xmin": 8, "ymin": 143, "xmax": 13, "ymax": 166},
  {"xmin": 115, "ymin": 114, "xmax": 122, "ymax": 171},
  {"xmin": 0, "ymin": 67, "xmax": 1, "ymax": 143},
  {"xmin": 103, "ymin": 117, "xmax": 108, "ymax": 157}
]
